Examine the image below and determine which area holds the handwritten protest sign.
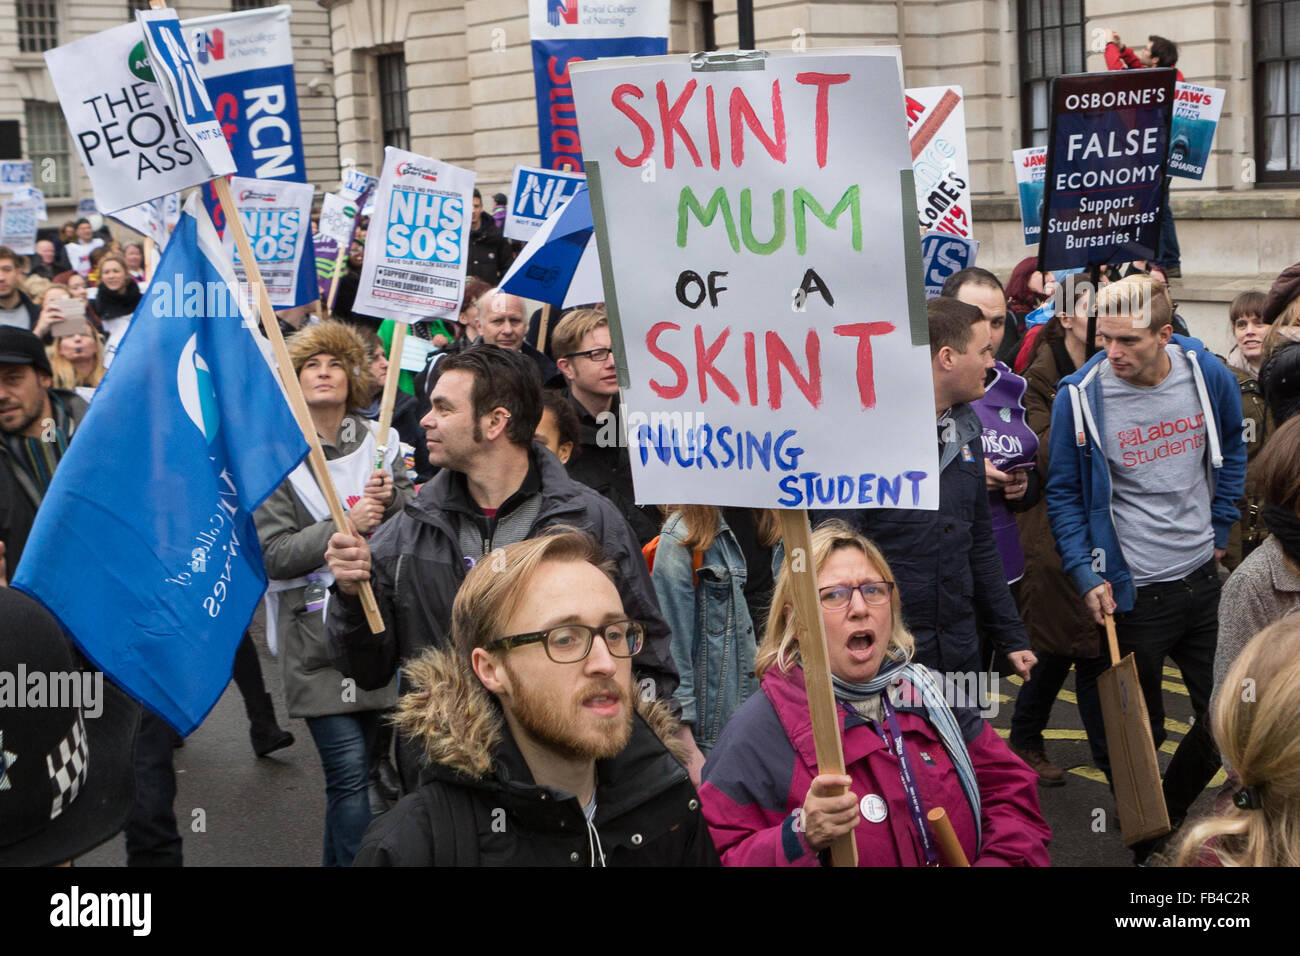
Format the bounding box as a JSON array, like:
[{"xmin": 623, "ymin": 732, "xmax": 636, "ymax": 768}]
[
  {"xmin": 921, "ymin": 232, "xmax": 979, "ymax": 298},
  {"xmin": 221, "ymin": 176, "xmax": 313, "ymax": 307},
  {"xmin": 906, "ymin": 86, "xmax": 972, "ymax": 239},
  {"xmin": 0, "ymin": 161, "xmax": 33, "ymax": 194},
  {"xmin": 44, "ymin": 23, "xmax": 227, "ymax": 214},
  {"xmin": 504, "ymin": 164, "xmax": 586, "ymax": 240},
  {"xmin": 353, "ymin": 147, "xmax": 475, "ymax": 323},
  {"xmin": 1013, "ymin": 146, "xmax": 1047, "ymax": 245},
  {"xmin": 0, "ymin": 192, "xmax": 40, "ymax": 253},
  {"xmin": 1168, "ymin": 82, "xmax": 1224, "ymax": 181},
  {"xmin": 1038, "ymin": 69, "xmax": 1175, "ymax": 272},
  {"xmin": 571, "ymin": 50, "xmax": 939, "ymax": 509}
]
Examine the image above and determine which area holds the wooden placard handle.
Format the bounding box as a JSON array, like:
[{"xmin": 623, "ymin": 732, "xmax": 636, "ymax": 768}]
[
  {"xmin": 777, "ymin": 510, "xmax": 858, "ymax": 868},
  {"xmin": 373, "ymin": 322, "xmax": 407, "ymax": 470},
  {"xmin": 325, "ymin": 242, "xmax": 348, "ymax": 315},
  {"xmin": 926, "ymin": 807, "xmax": 970, "ymax": 867},
  {"xmin": 212, "ymin": 176, "xmax": 385, "ymax": 634},
  {"xmin": 1104, "ymin": 611, "xmax": 1121, "ymax": 667}
]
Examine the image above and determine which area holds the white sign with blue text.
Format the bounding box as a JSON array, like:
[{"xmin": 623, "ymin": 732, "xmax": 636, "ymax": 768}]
[
  {"xmin": 504, "ymin": 165, "xmax": 586, "ymax": 241},
  {"xmin": 221, "ymin": 176, "xmax": 313, "ymax": 306},
  {"xmin": 354, "ymin": 146, "xmax": 475, "ymax": 323}
]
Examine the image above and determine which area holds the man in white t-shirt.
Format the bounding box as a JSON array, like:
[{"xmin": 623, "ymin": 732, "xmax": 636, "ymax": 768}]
[{"xmin": 63, "ymin": 219, "xmax": 104, "ymax": 277}]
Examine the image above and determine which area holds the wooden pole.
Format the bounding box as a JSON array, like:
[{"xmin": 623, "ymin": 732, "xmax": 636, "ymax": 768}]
[
  {"xmin": 213, "ymin": 176, "xmax": 384, "ymax": 634},
  {"xmin": 926, "ymin": 808, "xmax": 970, "ymax": 867},
  {"xmin": 776, "ymin": 509, "xmax": 858, "ymax": 868},
  {"xmin": 143, "ymin": 237, "xmax": 155, "ymax": 283},
  {"xmin": 537, "ymin": 303, "xmax": 554, "ymax": 357},
  {"xmin": 325, "ymin": 243, "xmax": 348, "ymax": 315},
  {"xmin": 373, "ymin": 322, "xmax": 407, "ymax": 471},
  {"xmin": 1104, "ymin": 611, "xmax": 1121, "ymax": 667}
]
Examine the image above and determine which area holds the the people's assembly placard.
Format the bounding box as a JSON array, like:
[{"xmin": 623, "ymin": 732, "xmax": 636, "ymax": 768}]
[{"xmin": 571, "ymin": 50, "xmax": 940, "ymax": 510}]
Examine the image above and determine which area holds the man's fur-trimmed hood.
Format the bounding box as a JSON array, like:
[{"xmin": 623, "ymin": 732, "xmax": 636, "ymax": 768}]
[{"xmin": 394, "ymin": 646, "xmax": 687, "ymax": 780}]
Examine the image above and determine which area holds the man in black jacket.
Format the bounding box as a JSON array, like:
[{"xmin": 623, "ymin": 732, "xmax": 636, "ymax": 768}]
[
  {"xmin": 553, "ymin": 305, "xmax": 660, "ymax": 545},
  {"xmin": 467, "ymin": 189, "xmax": 514, "ymax": 284},
  {"xmin": 354, "ymin": 530, "xmax": 718, "ymax": 866},
  {"xmin": 819, "ymin": 298, "xmax": 1036, "ymax": 687},
  {"xmin": 0, "ymin": 327, "xmax": 87, "ymax": 570},
  {"xmin": 325, "ymin": 345, "xmax": 703, "ymax": 789}
]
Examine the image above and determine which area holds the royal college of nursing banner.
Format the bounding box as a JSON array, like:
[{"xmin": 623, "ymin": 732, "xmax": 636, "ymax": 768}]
[
  {"xmin": 529, "ymin": 0, "xmax": 668, "ymax": 172},
  {"xmin": 181, "ymin": 4, "xmax": 318, "ymax": 308}
]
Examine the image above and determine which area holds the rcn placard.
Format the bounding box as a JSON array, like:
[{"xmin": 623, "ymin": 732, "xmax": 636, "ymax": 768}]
[
  {"xmin": 528, "ymin": 0, "xmax": 668, "ymax": 172},
  {"xmin": 222, "ymin": 176, "xmax": 313, "ymax": 306},
  {"xmin": 43, "ymin": 22, "xmax": 228, "ymax": 214},
  {"xmin": 571, "ymin": 51, "xmax": 940, "ymax": 510},
  {"xmin": 1168, "ymin": 82, "xmax": 1225, "ymax": 181},
  {"xmin": 182, "ymin": 4, "xmax": 318, "ymax": 309},
  {"xmin": 1038, "ymin": 69, "xmax": 1175, "ymax": 272},
  {"xmin": 504, "ymin": 164, "xmax": 586, "ymax": 240},
  {"xmin": 906, "ymin": 86, "xmax": 972, "ymax": 239},
  {"xmin": 1013, "ymin": 146, "xmax": 1047, "ymax": 244},
  {"xmin": 353, "ymin": 147, "xmax": 475, "ymax": 323}
]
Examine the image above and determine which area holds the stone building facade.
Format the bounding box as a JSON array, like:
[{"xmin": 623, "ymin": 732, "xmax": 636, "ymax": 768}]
[{"xmin": 0, "ymin": 0, "xmax": 338, "ymax": 222}]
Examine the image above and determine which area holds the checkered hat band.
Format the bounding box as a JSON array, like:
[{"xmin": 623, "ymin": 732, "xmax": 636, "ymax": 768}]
[{"xmin": 46, "ymin": 712, "xmax": 89, "ymax": 821}]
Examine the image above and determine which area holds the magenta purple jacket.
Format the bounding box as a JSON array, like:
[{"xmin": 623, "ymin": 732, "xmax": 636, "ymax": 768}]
[{"xmin": 698, "ymin": 666, "xmax": 1052, "ymax": 866}]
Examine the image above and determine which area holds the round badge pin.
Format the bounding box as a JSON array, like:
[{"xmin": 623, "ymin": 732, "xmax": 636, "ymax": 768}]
[{"xmin": 860, "ymin": 793, "xmax": 887, "ymax": 823}]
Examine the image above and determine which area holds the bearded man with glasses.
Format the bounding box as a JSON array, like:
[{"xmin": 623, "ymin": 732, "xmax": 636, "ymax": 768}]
[{"xmin": 355, "ymin": 530, "xmax": 720, "ymax": 867}]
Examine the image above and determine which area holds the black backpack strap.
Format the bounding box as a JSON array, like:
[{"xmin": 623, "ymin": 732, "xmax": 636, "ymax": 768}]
[{"xmin": 422, "ymin": 781, "xmax": 482, "ymax": 867}]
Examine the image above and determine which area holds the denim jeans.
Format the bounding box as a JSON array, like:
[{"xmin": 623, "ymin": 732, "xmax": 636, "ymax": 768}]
[
  {"xmin": 1009, "ymin": 649, "xmax": 1111, "ymax": 781},
  {"xmin": 306, "ymin": 711, "xmax": 381, "ymax": 867},
  {"xmin": 125, "ymin": 710, "xmax": 182, "ymax": 866},
  {"xmin": 1114, "ymin": 558, "xmax": 1221, "ymax": 824}
]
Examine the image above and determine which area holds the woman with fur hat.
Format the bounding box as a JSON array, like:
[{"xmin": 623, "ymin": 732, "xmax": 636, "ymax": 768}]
[{"xmin": 254, "ymin": 320, "xmax": 413, "ymax": 866}]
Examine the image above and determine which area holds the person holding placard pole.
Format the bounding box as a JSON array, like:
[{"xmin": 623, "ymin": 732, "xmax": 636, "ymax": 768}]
[
  {"xmin": 698, "ymin": 520, "xmax": 1051, "ymax": 866},
  {"xmin": 255, "ymin": 321, "xmax": 410, "ymax": 866}
]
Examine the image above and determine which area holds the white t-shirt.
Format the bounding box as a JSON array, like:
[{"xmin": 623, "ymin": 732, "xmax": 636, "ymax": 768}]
[{"xmin": 65, "ymin": 238, "xmax": 104, "ymax": 276}]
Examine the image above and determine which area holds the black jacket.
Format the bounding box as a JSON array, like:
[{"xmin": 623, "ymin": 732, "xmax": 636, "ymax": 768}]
[
  {"xmin": 0, "ymin": 389, "xmax": 88, "ymax": 571},
  {"xmin": 564, "ymin": 391, "xmax": 661, "ymax": 546},
  {"xmin": 354, "ymin": 648, "xmax": 718, "ymax": 867},
  {"xmin": 327, "ymin": 443, "xmax": 680, "ymax": 708},
  {"xmin": 467, "ymin": 214, "xmax": 514, "ymax": 284},
  {"xmin": 818, "ymin": 402, "xmax": 1030, "ymax": 671}
]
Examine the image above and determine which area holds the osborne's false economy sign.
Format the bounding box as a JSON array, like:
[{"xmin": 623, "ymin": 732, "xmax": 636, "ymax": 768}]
[
  {"xmin": 570, "ymin": 51, "xmax": 940, "ymax": 510},
  {"xmin": 1038, "ymin": 69, "xmax": 1175, "ymax": 271}
]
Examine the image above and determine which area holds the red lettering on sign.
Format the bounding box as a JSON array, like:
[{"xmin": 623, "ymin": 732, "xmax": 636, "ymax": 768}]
[
  {"xmin": 647, "ymin": 322, "xmax": 688, "ymax": 399},
  {"xmin": 795, "ymin": 72, "xmax": 850, "ymax": 168},
  {"xmin": 832, "ymin": 322, "xmax": 895, "ymax": 408}
]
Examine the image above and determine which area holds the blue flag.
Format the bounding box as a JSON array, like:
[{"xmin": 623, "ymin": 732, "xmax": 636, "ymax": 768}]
[{"xmin": 15, "ymin": 194, "xmax": 309, "ymax": 734}]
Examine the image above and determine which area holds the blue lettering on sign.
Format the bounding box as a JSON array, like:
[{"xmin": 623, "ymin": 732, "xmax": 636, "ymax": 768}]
[
  {"xmin": 238, "ymin": 208, "xmax": 301, "ymax": 262},
  {"xmin": 385, "ymin": 189, "xmax": 464, "ymax": 263},
  {"xmin": 775, "ymin": 470, "xmax": 929, "ymax": 508}
]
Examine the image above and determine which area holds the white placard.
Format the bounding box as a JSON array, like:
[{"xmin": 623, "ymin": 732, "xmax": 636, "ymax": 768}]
[
  {"xmin": 353, "ymin": 147, "xmax": 475, "ymax": 323},
  {"xmin": 0, "ymin": 161, "xmax": 34, "ymax": 194},
  {"xmin": 136, "ymin": 9, "xmax": 236, "ymax": 178},
  {"xmin": 44, "ymin": 23, "xmax": 224, "ymax": 214},
  {"xmin": 318, "ymin": 192, "xmax": 358, "ymax": 244},
  {"xmin": 504, "ymin": 164, "xmax": 586, "ymax": 240},
  {"xmin": 906, "ymin": 85, "xmax": 972, "ymax": 239},
  {"xmin": 570, "ymin": 51, "xmax": 940, "ymax": 509},
  {"xmin": 222, "ymin": 176, "xmax": 313, "ymax": 307},
  {"xmin": 0, "ymin": 194, "xmax": 41, "ymax": 253}
]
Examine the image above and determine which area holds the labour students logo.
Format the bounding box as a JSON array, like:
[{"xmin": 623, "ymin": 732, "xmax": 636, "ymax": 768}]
[{"xmin": 178, "ymin": 334, "xmax": 220, "ymax": 445}]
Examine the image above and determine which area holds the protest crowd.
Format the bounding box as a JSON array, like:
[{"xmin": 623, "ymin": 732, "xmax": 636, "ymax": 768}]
[{"xmin": 4, "ymin": 6, "xmax": 1300, "ymax": 877}]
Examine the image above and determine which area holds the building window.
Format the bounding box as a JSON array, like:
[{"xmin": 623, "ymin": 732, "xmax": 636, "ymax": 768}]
[
  {"xmin": 1018, "ymin": 0, "xmax": 1086, "ymax": 147},
  {"xmin": 377, "ymin": 52, "xmax": 410, "ymax": 152},
  {"xmin": 231, "ymin": 0, "xmax": 270, "ymax": 10},
  {"xmin": 128, "ymin": 0, "xmax": 152, "ymax": 12},
  {"xmin": 25, "ymin": 102, "xmax": 71, "ymax": 199},
  {"xmin": 18, "ymin": 0, "xmax": 59, "ymax": 53},
  {"xmin": 1256, "ymin": 0, "xmax": 1300, "ymax": 183}
]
